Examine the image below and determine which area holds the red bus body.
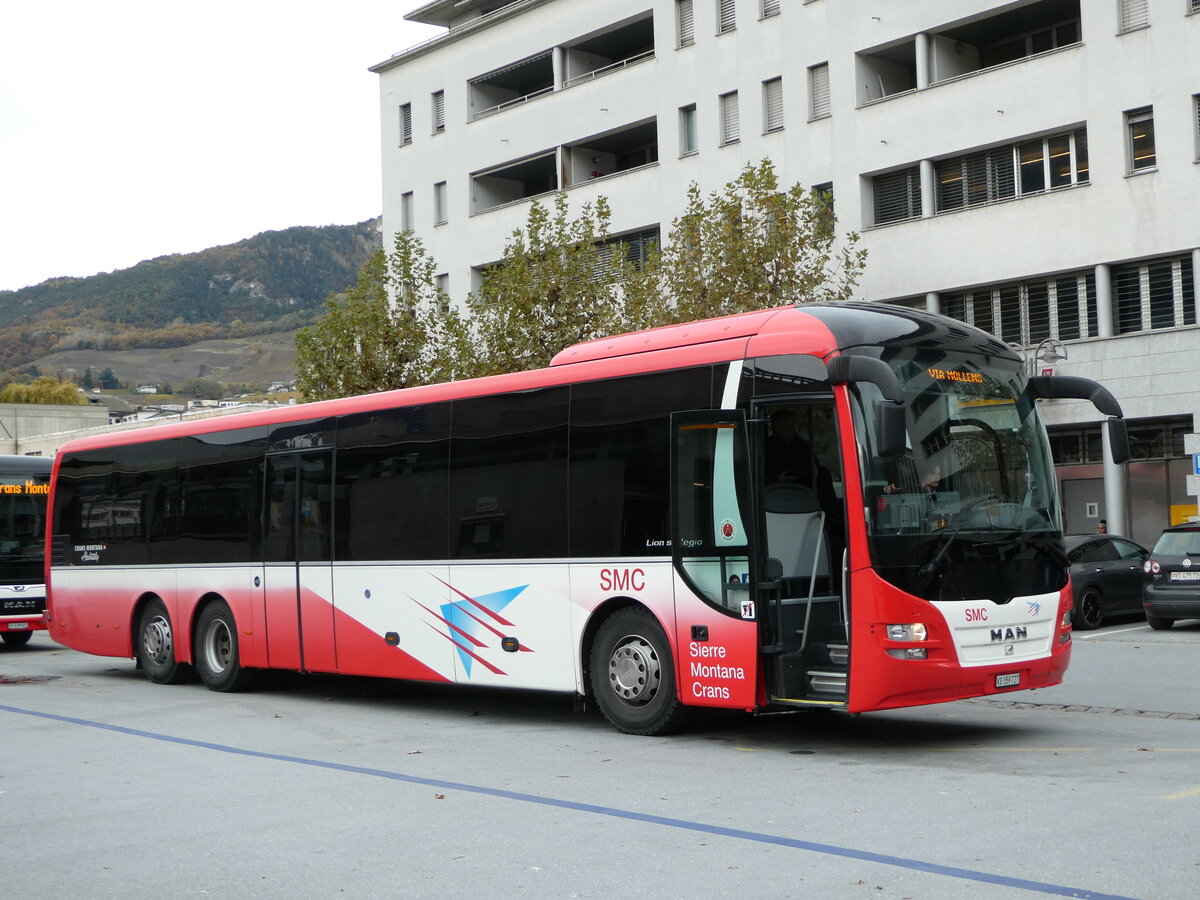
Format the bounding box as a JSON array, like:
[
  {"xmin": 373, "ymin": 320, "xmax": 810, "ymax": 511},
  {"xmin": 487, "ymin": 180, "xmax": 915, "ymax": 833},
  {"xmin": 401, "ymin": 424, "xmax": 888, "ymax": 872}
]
[{"xmin": 46, "ymin": 305, "xmax": 1084, "ymax": 732}]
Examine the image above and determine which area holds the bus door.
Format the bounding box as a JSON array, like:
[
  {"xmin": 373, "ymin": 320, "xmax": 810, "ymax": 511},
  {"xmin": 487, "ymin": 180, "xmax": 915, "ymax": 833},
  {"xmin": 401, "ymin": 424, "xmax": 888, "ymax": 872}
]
[
  {"xmin": 670, "ymin": 411, "xmax": 759, "ymax": 709},
  {"xmin": 262, "ymin": 452, "xmax": 336, "ymax": 673},
  {"xmin": 755, "ymin": 399, "xmax": 849, "ymax": 706}
]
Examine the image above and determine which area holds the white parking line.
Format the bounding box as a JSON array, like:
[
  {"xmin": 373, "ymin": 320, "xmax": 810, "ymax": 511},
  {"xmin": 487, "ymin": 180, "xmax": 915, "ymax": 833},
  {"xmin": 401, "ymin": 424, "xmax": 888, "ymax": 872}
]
[{"xmin": 1076, "ymin": 623, "xmax": 1149, "ymax": 638}]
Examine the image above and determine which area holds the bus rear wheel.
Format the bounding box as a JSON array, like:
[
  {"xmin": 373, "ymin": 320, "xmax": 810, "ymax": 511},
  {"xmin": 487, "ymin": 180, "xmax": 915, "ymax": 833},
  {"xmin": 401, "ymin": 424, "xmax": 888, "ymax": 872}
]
[
  {"xmin": 136, "ymin": 599, "xmax": 191, "ymax": 684},
  {"xmin": 194, "ymin": 600, "xmax": 256, "ymax": 692},
  {"xmin": 590, "ymin": 608, "xmax": 686, "ymax": 736},
  {"xmin": 2, "ymin": 631, "xmax": 33, "ymax": 646}
]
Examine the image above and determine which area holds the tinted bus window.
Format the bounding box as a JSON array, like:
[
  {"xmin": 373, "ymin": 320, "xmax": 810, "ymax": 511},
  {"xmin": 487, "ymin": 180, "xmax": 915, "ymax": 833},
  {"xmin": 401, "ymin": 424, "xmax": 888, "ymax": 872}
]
[
  {"xmin": 177, "ymin": 428, "xmax": 265, "ymax": 564},
  {"xmin": 335, "ymin": 404, "xmax": 451, "ymax": 561},
  {"xmin": 450, "ymin": 388, "xmax": 569, "ymax": 559},
  {"xmin": 54, "ymin": 442, "xmax": 178, "ymax": 566},
  {"xmin": 569, "ymin": 367, "xmax": 713, "ymax": 557}
]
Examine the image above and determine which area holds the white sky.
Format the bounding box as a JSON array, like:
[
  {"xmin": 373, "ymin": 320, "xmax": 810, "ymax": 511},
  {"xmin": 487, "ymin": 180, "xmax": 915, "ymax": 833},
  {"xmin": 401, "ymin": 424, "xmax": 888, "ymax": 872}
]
[{"xmin": 0, "ymin": 1, "xmax": 440, "ymax": 293}]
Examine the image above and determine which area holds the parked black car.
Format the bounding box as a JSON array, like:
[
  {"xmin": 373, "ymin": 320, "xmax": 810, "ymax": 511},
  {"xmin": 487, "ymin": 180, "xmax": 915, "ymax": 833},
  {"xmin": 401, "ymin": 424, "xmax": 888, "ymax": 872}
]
[
  {"xmin": 1065, "ymin": 534, "xmax": 1149, "ymax": 630},
  {"xmin": 1142, "ymin": 524, "xmax": 1200, "ymax": 630}
]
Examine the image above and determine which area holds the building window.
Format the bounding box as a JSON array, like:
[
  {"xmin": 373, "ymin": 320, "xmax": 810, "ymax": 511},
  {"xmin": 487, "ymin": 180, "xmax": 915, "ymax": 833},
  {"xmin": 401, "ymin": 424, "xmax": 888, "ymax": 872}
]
[
  {"xmin": 941, "ymin": 271, "xmax": 1100, "ymax": 346},
  {"xmin": 812, "ymin": 181, "xmax": 834, "ymax": 222},
  {"xmin": 936, "ymin": 128, "xmax": 1088, "ymax": 213},
  {"xmin": 1126, "ymin": 107, "xmax": 1156, "ymax": 172},
  {"xmin": 720, "ymin": 91, "xmax": 740, "ymax": 145},
  {"xmin": 400, "ymin": 103, "xmax": 412, "ymax": 146},
  {"xmin": 435, "ymin": 273, "xmax": 449, "ymax": 299},
  {"xmin": 761, "ymin": 0, "xmax": 781, "ymax": 17},
  {"xmin": 872, "ymin": 166, "xmax": 921, "ymax": 226},
  {"xmin": 432, "ymin": 90, "xmax": 445, "ymax": 134},
  {"xmin": 677, "ymin": 0, "xmax": 694, "ymax": 48},
  {"xmin": 1193, "ymin": 93, "xmax": 1200, "ymax": 160},
  {"xmin": 434, "ymin": 181, "xmax": 447, "ymax": 225},
  {"xmin": 401, "ymin": 191, "xmax": 414, "ymax": 232},
  {"xmin": 808, "ymin": 63, "xmax": 830, "ymax": 120},
  {"xmin": 679, "ymin": 104, "xmax": 698, "ymax": 156},
  {"xmin": 718, "ymin": 0, "xmax": 736, "ymax": 34},
  {"xmin": 1114, "ymin": 256, "xmax": 1196, "ymax": 335},
  {"xmin": 763, "ymin": 78, "xmax": 783, "ymax": 133},
  {"xmin": 1118, "ymin": 0, "xmax": 1149, "ymax": 32}
]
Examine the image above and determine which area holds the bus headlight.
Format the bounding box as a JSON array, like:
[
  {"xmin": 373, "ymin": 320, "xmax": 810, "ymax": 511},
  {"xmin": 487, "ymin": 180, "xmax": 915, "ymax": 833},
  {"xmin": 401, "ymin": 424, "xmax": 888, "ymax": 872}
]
[{"xmin": 886, "ymin": 623, "xmax": 927, "ymax": 642}]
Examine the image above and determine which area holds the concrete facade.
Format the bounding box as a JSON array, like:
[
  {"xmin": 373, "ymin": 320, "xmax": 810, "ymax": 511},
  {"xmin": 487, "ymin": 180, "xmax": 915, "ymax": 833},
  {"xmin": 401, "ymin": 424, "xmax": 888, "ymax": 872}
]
[{"xmin": 373, "ymin": 0, "xmax": 1200, "ymax": 545}]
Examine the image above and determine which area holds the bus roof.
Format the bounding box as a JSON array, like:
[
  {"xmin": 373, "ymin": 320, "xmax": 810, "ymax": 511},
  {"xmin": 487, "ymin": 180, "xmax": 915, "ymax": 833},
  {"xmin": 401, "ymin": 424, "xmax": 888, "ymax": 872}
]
[{"xmin": 51, "ymin": 303, "xmax": 1012, "ymax": 458}]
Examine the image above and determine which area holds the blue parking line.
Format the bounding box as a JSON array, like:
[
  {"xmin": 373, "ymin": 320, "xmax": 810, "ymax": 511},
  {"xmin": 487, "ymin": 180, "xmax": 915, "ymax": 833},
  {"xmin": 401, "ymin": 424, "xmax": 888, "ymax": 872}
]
[{"xmin": 2, "ymin": 702, "xmax": 1138, "ymax": 900}]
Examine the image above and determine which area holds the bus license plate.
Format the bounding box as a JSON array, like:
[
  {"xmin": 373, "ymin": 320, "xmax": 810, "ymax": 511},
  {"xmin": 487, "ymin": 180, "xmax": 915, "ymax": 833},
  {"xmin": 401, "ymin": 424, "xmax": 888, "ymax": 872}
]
[
  {"xmin": 995, "ymin": 673, "xmax": 1020, "ymax": 688},
  {"xmin": 7, "ymin": 622, "xmax": 30, "ymax": 630}
]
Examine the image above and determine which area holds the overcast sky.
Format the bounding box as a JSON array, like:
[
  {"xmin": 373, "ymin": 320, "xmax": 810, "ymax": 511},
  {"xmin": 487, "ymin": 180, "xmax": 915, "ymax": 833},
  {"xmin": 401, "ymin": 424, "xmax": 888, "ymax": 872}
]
[{"xmin": 0, "ymin": 1, "xmax": 440, "ymax": 293}]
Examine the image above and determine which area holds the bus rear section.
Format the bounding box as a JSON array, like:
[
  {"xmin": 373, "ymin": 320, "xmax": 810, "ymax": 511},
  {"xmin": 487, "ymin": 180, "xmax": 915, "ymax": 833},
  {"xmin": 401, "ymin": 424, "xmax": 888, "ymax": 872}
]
[{"xmin": 0, "ymin": 455, "xmax": 52, "ymax": 646}]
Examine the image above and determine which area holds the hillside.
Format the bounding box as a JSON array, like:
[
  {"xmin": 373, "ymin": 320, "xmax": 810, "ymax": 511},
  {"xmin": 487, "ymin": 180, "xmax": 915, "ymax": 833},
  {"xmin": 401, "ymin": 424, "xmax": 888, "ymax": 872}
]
[
  {"xmin": 0, "ymin": 219, "xmax": 381, "ymax": 376},
  {"xmin": 29, "ymin": 331, "xmax": 302, "ymax": 394}
]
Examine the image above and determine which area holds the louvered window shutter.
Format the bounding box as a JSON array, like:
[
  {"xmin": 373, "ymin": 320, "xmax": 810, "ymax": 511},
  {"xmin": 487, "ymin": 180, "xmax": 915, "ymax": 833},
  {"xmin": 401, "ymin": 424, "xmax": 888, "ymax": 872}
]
[
  {"xmin": 809, "ymin": 63, "xmax": 830, "ymax": 119},
  {"xmin": 678, "ymin": 0, "xmax": 694, "ymax": 47},
  {"xmin": 719, "ymin": 0, "xmax": 736, "ymax": 34},
  {"xmin": 1118, "ymin": 0, "xmax": 1149, "ymax": 32},
  {"xmin": 720, "ymin": 91, "xmax": 740, "ymax": 144},
  {"xmin": 764, "ymin": 78, "xmax": 783, "ymax": 132},
  {"xmin": 872, "ymin": 167, "xmax": 921, "ymax": 225}
]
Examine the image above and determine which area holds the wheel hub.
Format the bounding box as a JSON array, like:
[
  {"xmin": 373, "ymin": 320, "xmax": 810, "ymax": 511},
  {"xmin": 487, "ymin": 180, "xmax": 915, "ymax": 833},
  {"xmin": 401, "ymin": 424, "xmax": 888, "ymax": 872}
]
[
  {"xmin": 202, "ymin": 620, "xmax": 232, "ymax": 674},
  {"xmin": 607, "ymin": 635, "xmax": 661, "ymax": 706},
  {"xmin": 143, "ymin": 616, "xmax": 172, "ymax": 664}
]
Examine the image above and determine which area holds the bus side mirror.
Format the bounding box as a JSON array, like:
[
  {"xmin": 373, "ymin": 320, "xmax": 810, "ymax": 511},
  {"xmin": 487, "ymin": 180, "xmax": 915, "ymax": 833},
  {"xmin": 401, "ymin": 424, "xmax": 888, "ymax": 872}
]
[
  {"xmin": 1107, "ymin": 416, "xmax": 1129, "ymax": 465},
  {"xmin": 876, "ymin": 400, "xmax": 907, "ymax": 457}
]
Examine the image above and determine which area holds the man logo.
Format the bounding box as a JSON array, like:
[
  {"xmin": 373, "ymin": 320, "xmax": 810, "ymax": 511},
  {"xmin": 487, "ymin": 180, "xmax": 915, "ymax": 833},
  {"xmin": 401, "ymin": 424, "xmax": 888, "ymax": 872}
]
[{"xmin": 990, "ymin": 626, "xmax": 1028, "ymax": 642}]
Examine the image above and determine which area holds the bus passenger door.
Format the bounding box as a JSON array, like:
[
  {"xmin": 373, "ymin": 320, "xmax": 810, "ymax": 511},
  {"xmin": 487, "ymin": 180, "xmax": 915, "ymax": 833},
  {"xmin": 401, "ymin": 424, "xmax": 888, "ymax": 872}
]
[
  {"xmin": 755, "ymin": 399, "xmax": 848, "ymax": 706},
  {"xmin": 670, "ymin": 411, "xmax": 759, "ymax": 709},
  {"xmin": 263, "ymin": 452, "xmax": 336, "ymax": 673}
]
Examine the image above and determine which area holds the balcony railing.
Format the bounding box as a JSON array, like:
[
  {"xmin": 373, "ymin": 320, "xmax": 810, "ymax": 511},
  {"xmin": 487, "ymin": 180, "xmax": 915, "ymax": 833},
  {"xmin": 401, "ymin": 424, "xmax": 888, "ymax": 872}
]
[{"xmin": 562, "ymin": 49, "xmax": 655, "ymax": 89}]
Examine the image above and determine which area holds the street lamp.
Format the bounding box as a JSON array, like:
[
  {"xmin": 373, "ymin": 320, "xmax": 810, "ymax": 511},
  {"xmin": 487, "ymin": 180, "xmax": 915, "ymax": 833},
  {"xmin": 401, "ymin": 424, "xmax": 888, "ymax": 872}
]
[{"xmin": 1009, "ymin": 338, "xmax": 1068, "ymax": 376}]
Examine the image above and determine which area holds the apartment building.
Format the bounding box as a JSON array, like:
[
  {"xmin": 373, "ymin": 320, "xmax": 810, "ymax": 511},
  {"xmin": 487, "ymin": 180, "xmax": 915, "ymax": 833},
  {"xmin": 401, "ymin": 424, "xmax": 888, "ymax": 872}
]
[{"xmin": 371, "ymin": 0, "xmax": 1200, "ymax": 545}]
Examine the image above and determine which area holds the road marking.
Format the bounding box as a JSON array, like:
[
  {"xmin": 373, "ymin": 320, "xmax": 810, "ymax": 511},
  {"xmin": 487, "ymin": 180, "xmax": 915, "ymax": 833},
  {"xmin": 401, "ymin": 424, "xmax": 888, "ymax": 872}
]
[
  {"xmin": 1, "ymin": 701, "xmax": 1138, "ymax": 900},
  {"xmin": 924, "ymin": 747, "xmax": 1093, "ymax": 752},
  {"xmin": 1162, "ymin": 787, "xmax": 1200, "ymax": 799}
]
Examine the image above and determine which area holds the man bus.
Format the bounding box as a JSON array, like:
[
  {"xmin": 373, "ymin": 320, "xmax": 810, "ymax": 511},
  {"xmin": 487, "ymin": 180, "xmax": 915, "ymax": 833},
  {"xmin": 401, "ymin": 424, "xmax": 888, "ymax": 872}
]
[
  {"xmin": 0, "ymin": 455, "xmax": 52, "ymax": 646},
  {"xmin": 45, "ymin": 304, "xmax": 1127, "ymax": 733}
]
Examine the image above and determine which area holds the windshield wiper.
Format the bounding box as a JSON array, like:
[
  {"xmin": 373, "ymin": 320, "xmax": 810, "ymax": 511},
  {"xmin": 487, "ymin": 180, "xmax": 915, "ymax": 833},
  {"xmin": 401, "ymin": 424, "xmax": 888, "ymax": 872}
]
[{"xmin": 919, "ymin": 527, "xmax": 961, "ymax": 579}]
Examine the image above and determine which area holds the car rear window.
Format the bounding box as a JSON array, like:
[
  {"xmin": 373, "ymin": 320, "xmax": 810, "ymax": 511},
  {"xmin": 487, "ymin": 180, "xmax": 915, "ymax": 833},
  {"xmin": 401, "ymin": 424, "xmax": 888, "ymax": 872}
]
[{"xmin": 1152, "ymin": 529, "xmax": 1200, "ymax": 555}]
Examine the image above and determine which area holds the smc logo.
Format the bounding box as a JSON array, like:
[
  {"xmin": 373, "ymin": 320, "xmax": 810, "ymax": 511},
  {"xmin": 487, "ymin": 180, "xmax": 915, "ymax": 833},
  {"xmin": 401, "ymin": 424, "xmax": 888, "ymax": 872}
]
[
  {"xmin": 965, "ymin": 607, "xmax": 988, "ymax": 622},
  {"xmin": 600, "ymin": 568, "xmax": 646, "ymax": 592}
]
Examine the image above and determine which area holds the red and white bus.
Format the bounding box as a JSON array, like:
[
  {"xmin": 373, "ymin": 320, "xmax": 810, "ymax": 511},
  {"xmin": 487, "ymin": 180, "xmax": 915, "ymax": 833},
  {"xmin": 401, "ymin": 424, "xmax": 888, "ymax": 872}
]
[
  {"xmin": 45, "ymin": 303, "xmax": 1127, "ymax": 733},
  {"xmin": 0, "ymin": 455, "xmax": 52, "ymax": 646}
]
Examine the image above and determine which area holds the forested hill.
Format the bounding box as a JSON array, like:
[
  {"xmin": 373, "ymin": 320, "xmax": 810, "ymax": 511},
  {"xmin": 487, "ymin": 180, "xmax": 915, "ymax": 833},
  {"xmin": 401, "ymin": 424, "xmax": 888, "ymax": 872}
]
[{"xmin": 0, "ymin": 219, "xmax": 380, "ymax": 373}]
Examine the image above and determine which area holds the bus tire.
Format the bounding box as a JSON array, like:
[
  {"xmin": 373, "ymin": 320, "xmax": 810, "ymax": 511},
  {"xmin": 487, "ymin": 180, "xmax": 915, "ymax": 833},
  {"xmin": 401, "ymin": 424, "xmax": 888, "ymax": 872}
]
[
  {"xmin": 590, "ymin": 608, "xmax": 686, "ymax": 736},
  {"xmin": 136, "ymin": 599, "xmax": 191, "ymax": 684},
  {"xmin": 193, "ymin": 600, "xmax": 257, "ymax": 693},
  {"xmin": 2, "ymin": 631, "xmax": 33, "ymax": 646}
]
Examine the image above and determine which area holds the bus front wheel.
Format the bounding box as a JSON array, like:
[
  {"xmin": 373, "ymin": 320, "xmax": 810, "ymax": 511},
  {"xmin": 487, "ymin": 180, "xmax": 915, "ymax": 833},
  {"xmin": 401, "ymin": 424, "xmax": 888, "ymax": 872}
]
[
  {"xmin": 2, "ymin": 631, "xmax": 33, "ymax": 646},
  {"xmin": 590, "ymin": 608, "xmax": 686, "ymax": 736},
  {"xmin": 194, "ymin": 600, "xmax": 257, "ymax": 693},
  {"xmin": 136, "ymin": 599, "xmax": 191, "ymax": 684}
]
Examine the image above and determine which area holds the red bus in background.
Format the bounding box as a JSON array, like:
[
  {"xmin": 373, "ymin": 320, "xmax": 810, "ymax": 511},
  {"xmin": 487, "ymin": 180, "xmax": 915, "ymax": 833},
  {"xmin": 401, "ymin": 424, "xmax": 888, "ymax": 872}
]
[
  {"xmin": 0, "ymin": 455, "xmax": 51, "ymax": 646},
  {"xmin": 45, "ymin": 304, "xmax": 1128, "ymax": 734}
]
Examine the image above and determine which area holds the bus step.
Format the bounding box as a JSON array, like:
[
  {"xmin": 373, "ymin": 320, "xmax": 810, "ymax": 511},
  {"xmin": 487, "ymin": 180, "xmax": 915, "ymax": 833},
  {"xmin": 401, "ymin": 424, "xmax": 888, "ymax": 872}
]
[
  {"xmin": 825, "ymin": 642, "xmax": 848, "ymax": 666},
  {"xmin": 806, "ymin": 668, "xmax": 847, "ymax": 696}
]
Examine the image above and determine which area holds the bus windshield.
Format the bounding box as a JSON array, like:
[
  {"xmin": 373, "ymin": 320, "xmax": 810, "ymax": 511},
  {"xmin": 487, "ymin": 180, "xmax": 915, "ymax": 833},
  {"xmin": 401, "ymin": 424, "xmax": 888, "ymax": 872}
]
[
  {"xmin": 854, "ymin": 348, "xmax": 1063, "ymax": 602},
  {"xmin": 0, "ymin": 474, "xmax": 49, "ymax": 585}
]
